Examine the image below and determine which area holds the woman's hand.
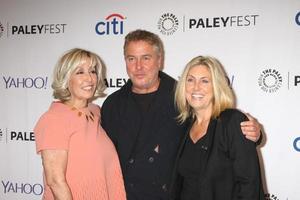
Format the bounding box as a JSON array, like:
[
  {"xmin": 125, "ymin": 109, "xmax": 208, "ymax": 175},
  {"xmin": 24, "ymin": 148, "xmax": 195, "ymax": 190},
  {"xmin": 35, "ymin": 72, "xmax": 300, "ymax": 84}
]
[{"xmin": 241, "ymin": 113, "xmax": 261, "ymax": 142}]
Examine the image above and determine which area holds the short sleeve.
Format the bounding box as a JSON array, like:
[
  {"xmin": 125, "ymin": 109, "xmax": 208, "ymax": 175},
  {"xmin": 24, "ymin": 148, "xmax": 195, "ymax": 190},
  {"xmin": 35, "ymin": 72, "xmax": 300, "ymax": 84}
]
[{"xmin": 34, "ymin": 113, "xmax": 72, "ymax": 153}]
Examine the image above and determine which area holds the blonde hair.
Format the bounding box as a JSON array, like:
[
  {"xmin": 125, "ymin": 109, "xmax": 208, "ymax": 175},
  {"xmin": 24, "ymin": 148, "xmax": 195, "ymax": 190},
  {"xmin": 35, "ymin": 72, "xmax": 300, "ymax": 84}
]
[
  {"xmin": 175, "ymin": 56, "xmax": 235, "ymax": 123},
  {"xmin": 52, "ymin": 48, "xmax": 106, "ymax": 101}
]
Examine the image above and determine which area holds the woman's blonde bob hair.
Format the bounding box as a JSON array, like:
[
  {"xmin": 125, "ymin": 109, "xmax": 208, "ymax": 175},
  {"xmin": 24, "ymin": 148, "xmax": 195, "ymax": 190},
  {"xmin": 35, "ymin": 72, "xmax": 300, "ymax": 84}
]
[
  {"xmin": 52, "ymin": 48, "xmax": 106, "ymax": 101},
  {"xmin": 175, "ymin": 55, "xmax": 235, "ymax": 123}
]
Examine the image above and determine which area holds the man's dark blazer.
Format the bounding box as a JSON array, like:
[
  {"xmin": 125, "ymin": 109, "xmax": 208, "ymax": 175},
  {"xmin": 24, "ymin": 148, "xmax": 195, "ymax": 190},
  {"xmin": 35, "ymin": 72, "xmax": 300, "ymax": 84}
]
[
  {"xmin": 101, "ymin": 71, "xmax": 186, "ymax": 200},
  {"xmin": 170, "ymin": 109, "xmax": 265, "ymax": 200}
]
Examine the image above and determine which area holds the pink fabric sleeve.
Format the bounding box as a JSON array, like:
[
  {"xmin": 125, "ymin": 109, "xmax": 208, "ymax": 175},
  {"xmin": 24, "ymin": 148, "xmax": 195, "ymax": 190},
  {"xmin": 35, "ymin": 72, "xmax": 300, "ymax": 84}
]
[{"xmin": 34, "ymin": 113, "xmax": 72, "ymax": 153}]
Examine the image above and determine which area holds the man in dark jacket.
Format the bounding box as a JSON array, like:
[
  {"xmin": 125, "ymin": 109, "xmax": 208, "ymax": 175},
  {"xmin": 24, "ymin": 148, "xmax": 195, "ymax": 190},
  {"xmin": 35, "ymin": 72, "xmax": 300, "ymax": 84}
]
[{"xmin": 101, "ymin": 29, "xmax": 261, "ymax": 200}]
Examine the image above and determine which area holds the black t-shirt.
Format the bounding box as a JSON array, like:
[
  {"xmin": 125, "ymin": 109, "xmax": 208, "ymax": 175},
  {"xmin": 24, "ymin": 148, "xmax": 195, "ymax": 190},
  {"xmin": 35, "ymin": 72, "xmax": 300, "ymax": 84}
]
[
  {"xmin": 177, "ymin": 133, "xmax": 209, "ymax": 200},
  {"xmin": 132, "ymin": 91, "xmax": 157, "ymax": 116}
]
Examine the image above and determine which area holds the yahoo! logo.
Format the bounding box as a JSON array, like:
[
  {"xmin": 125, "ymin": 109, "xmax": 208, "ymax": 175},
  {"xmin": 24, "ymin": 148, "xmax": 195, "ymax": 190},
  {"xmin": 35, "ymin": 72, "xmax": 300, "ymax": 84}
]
[
  {"xmin": 1, "ymin": 180, "xmax": 43, "ymax": 195},
  {"xmin": 3, "ymin": 76, "xmax": 48, "ymax": 89},
  {"xmin": 293, "ymin": 137, "xmax": 300, "ymax": 152},
  {"xmin": 295, "ymin": 11, "xmax": 300, "ymax": 26},
  {"xmin": 95, "ymin": 13, "xmax": 125, "ymax": 35}
]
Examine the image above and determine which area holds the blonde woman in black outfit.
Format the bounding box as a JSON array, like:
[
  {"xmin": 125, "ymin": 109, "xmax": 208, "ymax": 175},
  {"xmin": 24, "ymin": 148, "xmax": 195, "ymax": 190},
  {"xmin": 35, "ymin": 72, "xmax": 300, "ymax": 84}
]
[{"xmin": 171, "ymin": 56, "xmax": 264, "ymax": 200}]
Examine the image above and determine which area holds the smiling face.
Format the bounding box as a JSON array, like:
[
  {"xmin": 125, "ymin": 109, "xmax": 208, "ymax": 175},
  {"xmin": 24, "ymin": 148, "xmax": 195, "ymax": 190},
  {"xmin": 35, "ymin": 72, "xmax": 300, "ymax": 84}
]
[
  {"xmin": 125, "ymin": 40, "xmax": 162, "ymax": 94},
  {"xmin": 67, "ymin": 57, "xmax": 97, "ymax": 108},
  {"xmin": 185, "ymin": 65, "xmax": 214, "ymax": 114}
]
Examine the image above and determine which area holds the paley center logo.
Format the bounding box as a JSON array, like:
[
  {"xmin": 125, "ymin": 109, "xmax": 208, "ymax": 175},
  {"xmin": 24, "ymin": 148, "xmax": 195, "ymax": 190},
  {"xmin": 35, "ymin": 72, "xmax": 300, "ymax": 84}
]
[
  {"xmin": 257, "ymin": 69, "xmax": 299, "ymax": 93},
  {"xmin": 258, "ymin": 69, "xmax": 282, "ymax": 93},
  {"xmin": 95, "ymin": 13, "xmax": 126, "ymax": 35},
  {"xmin": 0, "ymin": 128, "xmax": 35, "ymax": 143},
  {"xmin": 2, "ymin": 180, "xmax": 43, "ymax": 196},
  {"xmin": 2, "ymin": 76, "xmax": 48, "ymax": 89},
  {"xmin": 157, "ymin": 13, "xmax": 179, "ymax": 35},
  {"xmin": 187, "ymin": 14, "xmax": 259, "ymax": 30}
]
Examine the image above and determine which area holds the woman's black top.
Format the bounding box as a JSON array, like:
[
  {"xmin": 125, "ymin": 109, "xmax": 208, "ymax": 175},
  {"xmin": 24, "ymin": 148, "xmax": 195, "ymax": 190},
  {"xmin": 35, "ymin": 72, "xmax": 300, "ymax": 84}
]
[{"xmin": 177, "ymin": 133, "xmax": 209, "ymax": 200}]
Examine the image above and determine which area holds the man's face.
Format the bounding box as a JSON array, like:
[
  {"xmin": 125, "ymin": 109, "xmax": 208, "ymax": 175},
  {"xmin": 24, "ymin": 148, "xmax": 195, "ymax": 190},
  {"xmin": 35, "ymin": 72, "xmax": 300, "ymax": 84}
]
[{"xmin": 124, "ymin": 40, "xmax": 161, "ymax": 94}]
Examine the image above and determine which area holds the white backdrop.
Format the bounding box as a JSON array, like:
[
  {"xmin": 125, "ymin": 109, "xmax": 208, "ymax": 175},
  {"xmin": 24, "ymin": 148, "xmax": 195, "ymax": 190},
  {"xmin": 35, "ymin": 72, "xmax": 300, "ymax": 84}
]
[{"xmin": 1, "ymin": 0, "xmax": 299, "ymax": 199}]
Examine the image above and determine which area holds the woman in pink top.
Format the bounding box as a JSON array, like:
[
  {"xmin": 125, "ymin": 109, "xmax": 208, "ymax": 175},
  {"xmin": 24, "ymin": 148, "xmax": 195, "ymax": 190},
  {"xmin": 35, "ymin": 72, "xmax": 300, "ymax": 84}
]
[{"xmin": 34, "ymin": 48, "xmax": 126, "ymax": 200}]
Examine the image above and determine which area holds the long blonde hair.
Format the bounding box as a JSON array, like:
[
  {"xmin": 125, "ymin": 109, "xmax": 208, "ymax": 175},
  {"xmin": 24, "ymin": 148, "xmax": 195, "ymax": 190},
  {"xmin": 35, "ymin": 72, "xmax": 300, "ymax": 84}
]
[{"xmin": 175, "ymin": 56, "xmax": 235, "ymax": 123}]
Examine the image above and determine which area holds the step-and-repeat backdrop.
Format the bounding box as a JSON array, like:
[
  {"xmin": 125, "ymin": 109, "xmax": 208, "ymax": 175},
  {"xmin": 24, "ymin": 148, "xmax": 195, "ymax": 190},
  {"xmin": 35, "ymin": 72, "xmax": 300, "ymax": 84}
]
[{"xmin": 1, "ymin": 0, "xmax": 299, "ymax": 199}]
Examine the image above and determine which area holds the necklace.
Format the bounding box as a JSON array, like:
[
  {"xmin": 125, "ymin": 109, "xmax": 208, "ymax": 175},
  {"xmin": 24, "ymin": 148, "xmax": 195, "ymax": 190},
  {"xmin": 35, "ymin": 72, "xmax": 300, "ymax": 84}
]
[{"xmin": 70, "ymin": 106, "xmax": 95, "ymax": 122}]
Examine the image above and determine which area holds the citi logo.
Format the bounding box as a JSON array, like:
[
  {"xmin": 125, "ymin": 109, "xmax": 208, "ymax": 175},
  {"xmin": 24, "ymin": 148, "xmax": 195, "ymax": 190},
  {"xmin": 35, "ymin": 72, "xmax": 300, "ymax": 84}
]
[{"xmin": 95, "ymin": 13, "xmax": 125, "ymax": 35}]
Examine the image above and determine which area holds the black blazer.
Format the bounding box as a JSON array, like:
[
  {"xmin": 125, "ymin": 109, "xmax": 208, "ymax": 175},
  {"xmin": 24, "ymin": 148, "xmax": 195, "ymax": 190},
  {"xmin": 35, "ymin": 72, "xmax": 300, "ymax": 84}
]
[
  {"xmin": 170, "ymin": 109, "xmax": 265, "ymax": 200},
  {"xmin": 101, "ymin": 71, "xmax": 186, "ymax": 200}
]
